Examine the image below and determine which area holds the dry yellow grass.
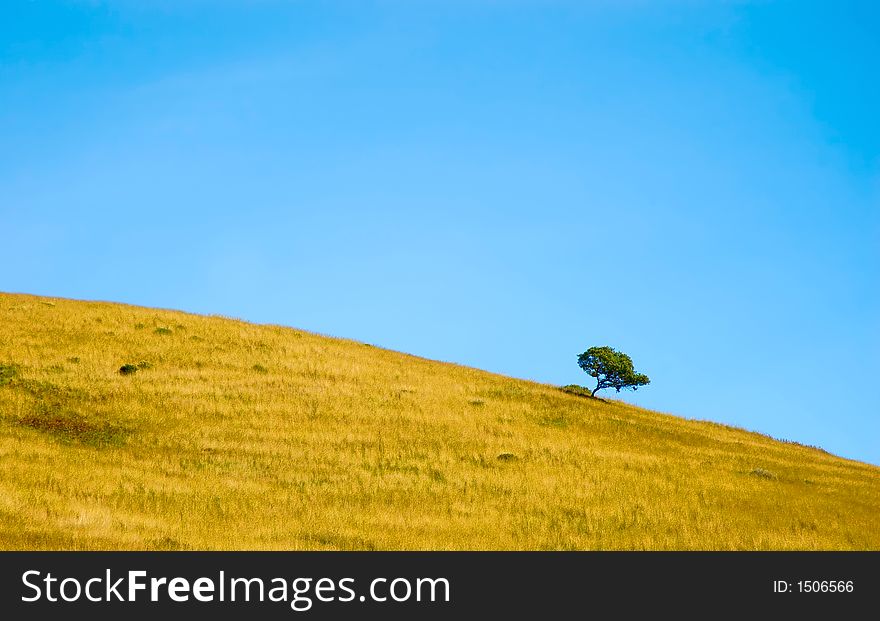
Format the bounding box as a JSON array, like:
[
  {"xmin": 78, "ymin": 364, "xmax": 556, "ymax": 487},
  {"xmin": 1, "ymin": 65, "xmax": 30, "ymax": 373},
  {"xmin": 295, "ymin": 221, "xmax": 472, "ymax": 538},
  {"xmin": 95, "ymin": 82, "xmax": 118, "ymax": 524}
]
[{"xmin": 0, "ymin": 292, "xmax": 877, "ymax": 550}]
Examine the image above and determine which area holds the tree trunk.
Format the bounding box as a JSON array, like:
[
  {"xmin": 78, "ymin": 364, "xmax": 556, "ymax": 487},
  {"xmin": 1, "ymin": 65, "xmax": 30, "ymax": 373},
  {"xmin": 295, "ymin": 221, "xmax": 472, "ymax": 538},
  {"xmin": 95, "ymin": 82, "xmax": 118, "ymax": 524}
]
[{"xmin": 591, "ymin": 381, "xmax": 601, "ymax": 397}]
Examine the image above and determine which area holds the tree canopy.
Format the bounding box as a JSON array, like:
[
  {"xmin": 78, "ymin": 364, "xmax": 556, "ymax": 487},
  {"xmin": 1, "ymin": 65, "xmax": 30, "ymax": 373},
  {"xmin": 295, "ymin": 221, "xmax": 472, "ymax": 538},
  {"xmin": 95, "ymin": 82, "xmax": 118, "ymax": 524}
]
[{"xmin": 577, "ymin": 346, "xmax": 650, "ymax": 397}]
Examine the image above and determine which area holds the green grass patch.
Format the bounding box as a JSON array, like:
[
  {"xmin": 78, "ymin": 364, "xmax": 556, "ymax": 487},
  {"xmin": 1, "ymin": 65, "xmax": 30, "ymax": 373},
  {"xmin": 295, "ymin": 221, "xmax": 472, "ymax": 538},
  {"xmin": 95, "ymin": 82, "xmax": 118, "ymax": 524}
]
[
  {"xmin": 17, "ymin": 404, "xmax": 129, "ymax": 448},
  {"xmin": 0, "ymin": 363, "xmax": 19, "ymax": 386}
]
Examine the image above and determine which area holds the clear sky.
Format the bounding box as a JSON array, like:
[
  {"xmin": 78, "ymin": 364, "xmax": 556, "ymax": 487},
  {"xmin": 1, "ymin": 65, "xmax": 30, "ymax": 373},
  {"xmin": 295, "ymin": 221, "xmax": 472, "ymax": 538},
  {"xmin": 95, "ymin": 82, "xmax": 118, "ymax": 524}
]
[{"xmin": 2, "ymin": 1, "xmax": 878, "ymax": 465}]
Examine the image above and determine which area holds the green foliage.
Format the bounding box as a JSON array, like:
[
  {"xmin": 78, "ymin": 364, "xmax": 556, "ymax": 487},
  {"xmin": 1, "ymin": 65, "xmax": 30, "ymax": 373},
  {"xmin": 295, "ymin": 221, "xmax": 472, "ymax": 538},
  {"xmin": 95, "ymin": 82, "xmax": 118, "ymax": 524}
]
[
  {"xmin": 154, "ymin": 327, "xmax": 173, "ymax": 336},
  {"xmin": 0, "ymin": 363, "xmax": 19, "ymax": 386},
  {"xmin": 577, "ymin": 346, "xmax": 650, "ymax": 397},
  {"xmin": 252, "ymin": 364, "xmax": 269, "ymax": 374},
  {"xmin": 560, "ymin": 384, "xmax": 592, "ymax": 398},
  {"xmin": 118, "ymin": 364, "xmax": 139, "ymax": 376}
]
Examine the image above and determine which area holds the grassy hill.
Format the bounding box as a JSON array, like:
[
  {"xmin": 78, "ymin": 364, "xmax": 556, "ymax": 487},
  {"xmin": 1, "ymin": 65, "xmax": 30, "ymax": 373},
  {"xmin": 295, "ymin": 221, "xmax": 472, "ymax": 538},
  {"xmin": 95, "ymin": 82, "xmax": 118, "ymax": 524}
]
[{"xmin": 0, "ymin": 292, "xmax": 877, "ymax": 550}]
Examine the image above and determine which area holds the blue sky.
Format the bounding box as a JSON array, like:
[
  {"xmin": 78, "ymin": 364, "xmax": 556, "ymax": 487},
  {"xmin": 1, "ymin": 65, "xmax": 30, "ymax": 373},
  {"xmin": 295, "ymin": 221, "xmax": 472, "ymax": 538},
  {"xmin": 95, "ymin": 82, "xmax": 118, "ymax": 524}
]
[{"xmin": 2, "ymin": 1, "xmax": 878, "ymax": 465}]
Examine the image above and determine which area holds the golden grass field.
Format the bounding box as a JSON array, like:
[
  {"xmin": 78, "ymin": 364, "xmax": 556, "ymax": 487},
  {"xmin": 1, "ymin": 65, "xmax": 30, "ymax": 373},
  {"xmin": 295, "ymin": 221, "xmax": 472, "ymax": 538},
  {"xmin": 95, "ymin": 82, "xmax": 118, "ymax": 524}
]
[{"xmin": 0, "ymin": 292, "xmax": 877, "ymax": 550}]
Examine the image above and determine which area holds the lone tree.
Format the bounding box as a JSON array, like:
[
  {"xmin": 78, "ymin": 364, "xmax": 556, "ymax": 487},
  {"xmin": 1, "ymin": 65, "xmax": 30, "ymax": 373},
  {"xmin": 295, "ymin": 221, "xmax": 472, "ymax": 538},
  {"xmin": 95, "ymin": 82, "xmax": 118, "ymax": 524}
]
[{"xmin": 577, "ymin": 346, "xmax": 650, "ymax": 397}]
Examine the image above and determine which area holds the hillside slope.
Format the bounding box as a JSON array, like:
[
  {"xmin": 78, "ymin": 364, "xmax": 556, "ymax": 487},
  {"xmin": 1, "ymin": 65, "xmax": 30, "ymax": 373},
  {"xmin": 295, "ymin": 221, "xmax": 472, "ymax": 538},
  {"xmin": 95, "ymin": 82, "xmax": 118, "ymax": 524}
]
[{"xmin": 0, "ymin": 292, "xmax": 877, "ymax": 550}]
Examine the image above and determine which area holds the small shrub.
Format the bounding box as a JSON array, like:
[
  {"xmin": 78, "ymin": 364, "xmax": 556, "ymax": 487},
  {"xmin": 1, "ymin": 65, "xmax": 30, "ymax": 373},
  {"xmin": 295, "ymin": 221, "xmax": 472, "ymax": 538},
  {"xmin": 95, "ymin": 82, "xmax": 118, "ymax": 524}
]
[
  {"xmin": 66, "ymin": 357, "xmax": 80, "ymax": 364},
  {"xmin": 468, "ymin": 399, "xmax": 485, "ymax": 407},
  {"xmin": 190, "ymin": 335, "xmax": 204, "ymax": 342},
  {"xmin": 252, "ymin": 364, "xmax": 269, "ymax": 374},
  {"xmin": 134, "ymin": 323, "xmax": 145, "ymax": 330},
  {"xmin": 154, "ymin": 327, "xmax": 173, "ymax": 336},
  {"xmin": 497, "ymin": 452, "xmax": 519, "ymax": 462},
  {"xmin": 118, "ymin": 364, "xmax": 139, "ymax": 376},
  {"xmin": 137, "ymin": 360, "xmax": 153, "ymax": 370},
  {"xmin": 560, "ymin": 384, "xmax": 593, "ymax": 398}
]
